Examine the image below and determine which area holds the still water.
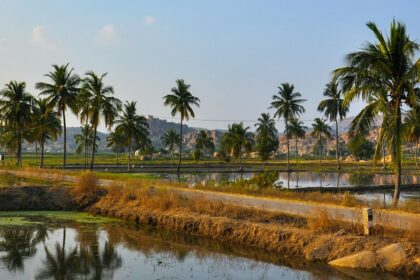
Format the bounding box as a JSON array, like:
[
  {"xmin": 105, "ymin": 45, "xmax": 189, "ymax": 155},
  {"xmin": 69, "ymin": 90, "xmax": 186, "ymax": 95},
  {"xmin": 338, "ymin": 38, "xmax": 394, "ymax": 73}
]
[{"xmin": 0, "ymin": 212, "xmax": 401, "ymax": 280}]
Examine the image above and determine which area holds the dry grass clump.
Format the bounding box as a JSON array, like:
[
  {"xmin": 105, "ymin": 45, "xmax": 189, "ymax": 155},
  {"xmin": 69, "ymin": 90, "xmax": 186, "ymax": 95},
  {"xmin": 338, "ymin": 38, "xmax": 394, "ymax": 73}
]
[
  {"xmin": 307, "ymin": 209, "xmax": 347, "ymax": 233},
  {"xmin": 398, "ymin": 199, "xmax": 420, "ymax": 214},
  {"xmin": 341, "ymin": 191, "xmax": 360, "ymax": 207},
  {"xmin": 72, "ymin": 171, "xmax": 100, "ymax": 198}
]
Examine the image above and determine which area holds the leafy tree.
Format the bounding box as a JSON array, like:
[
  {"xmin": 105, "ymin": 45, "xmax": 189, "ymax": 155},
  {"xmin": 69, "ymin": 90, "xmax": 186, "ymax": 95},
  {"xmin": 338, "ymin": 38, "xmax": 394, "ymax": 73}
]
[
  {"xmin": 318, "ymin": 80, "xmax": 349, "ymax": 169},
  {"xmin": 160, "ymin": 129, "xmax": 181, "ymax": 165},
  {"xmin": 255, "ymin": 113, "xmax": 278, "ymax": 166},
  {"xmin": 115, "ymin": 101, "xmax": 149, "ymax": 172},
  {"xmin": 334, "ymin": 20, "xmax": 420, "ymax": 203},
  {"xmin": 163, "ymin": 79, "xmax": 200, "ymax": 173},
  {"xmin": 310, "ymin": 118, "xmax": 332, "ymax": 162},
  {"xmin": 82, "ymin": 72, "xmax": 121, "ymax": 170},
  {"xmin": 36, "ymin": 64, "xmax": 81, "ymax": 168},
  {"xmin": 0, "ymin": 81, "xmax": 34, "ymax": 166},
  {"xmin": 286, "ymin": 118, "xmax": 307, "ymax": 163},
  {"xmin": 222, "ymin": 123, "xmax": 254, "ymax": 171},
  {"xmin": 32, "ymin": 98, "xmax": 62, "ymax": 168},
  {"xmin": 195, "ymin": 130, "xmax": 215, "ymax": 159},
  {"xmin": 348, "ymin": 135, "xmax": 375, "ymax": 159},
  {"xmin": 270, "ymin": 83, "xmax": 306, "ymax": 170}
]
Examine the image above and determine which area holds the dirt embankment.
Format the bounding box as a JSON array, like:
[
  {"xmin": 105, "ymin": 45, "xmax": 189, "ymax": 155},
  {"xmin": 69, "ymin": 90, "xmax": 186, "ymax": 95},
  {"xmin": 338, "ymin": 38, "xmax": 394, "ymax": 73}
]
[{"xmin": 0, "ymin": 184, "xmax": 419, "ymax": 277}]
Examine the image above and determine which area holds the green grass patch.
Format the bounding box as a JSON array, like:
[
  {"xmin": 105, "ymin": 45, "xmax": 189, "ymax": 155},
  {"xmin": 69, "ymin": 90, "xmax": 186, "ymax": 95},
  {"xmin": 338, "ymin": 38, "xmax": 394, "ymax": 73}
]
[{"xmin": 0, "ymin": 211, "xmax": 120, "ymax": 224}]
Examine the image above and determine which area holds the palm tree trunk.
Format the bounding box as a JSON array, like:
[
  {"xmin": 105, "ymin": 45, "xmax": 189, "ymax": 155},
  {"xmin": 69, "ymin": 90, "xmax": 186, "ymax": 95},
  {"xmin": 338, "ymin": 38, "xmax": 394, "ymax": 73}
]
[
  {"xmin": 295, "ymin": 136, "xmax": 298, "ymax": 164},
  {"xmin": 392, "ymin": 102, "xmax": 402, "ymax": 206},
  {"xmin": 319, "ymin": 134, "xmax": 322, "ymax": 165},
  {"xmin": 382, "ymin": 138, "xmax": 386, "ymax": 170},
  {"xmin": 90, "ymin": 125, "xmax": 97, "ymax": 171},
  {"xmin": 239, "ymin": 153, "xmax": 243, "ymax": 172},
  {"xmin": 177, "ymin": 118, "xmax": 183, "ymax": 174},
  {"xmin": 116, "ymin": 145, "xmax": 119, "ymax": 165},
  {"xmin": 285, "ymin": 119, "xmax": 290, "ymax": 171},
  {"xmin": 416, "ymin": 138, "xmax": 419, "ymax": 169},
  {"xmin": 335, "ymin": 119, "xmax": 340, "ymax": 169},
  {"xmin": 128, "ymin": 139, "xmax": 132, "ymax": 172},
  {"xmin": 35, "ymin": 142, "xmax": 38, "ymax": 165},
  {"xmin": 17, "ymin": 134, "xmax": 22, "ymax": 167},
  {"xmin": 62, "ymin": 108, "xmax": 67, "ymax": 169},
  {"xmin": 40, "ymin": 139, "xmax": 45, "ymax": 168}
]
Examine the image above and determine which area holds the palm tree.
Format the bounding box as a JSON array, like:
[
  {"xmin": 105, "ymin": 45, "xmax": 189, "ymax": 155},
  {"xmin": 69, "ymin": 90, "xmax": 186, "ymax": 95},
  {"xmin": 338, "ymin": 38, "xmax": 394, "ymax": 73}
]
[
  {"xmin": 403, "ymin": 107, "xmax": 420, "ymax": 168},
  {"xmin": 106, "ymin": 128, "xmax": 125, "ymax": 165},
  {"xmin": 318, "ymin": 80, "xmax": 349, "ymax": 169},
  {"xmin": 333, "ymin": 20, "xmax": 420, "ymax": 204},
  {"xmin": 255, "ymin": 113, "xmax": 278, "ymax": 166},
  {"xmin": 286, "ymin": 118, "xmax": 307, "ymax": 163},
  {"xmin": 270, "ymin": 83, "xmax": 306, "ymax": 170},
  {"xmin": 195, "ymin": 130, "xmax": 215, "ymax": 158},
  {"xmin": 0, "ymin": 81, "xmax": 34, "ymax": 166},
  {"xmin": 222, "ymin": 122, "xmax": 254, "ymax": 171},
  {"xmin": 163, "ymin": 79, "xmax": 200, "ymax": 173},
  {"xmin": 32, "ymin": 98, "xmax": 62, "ymax": 168},
  {"xmin": 115, "ymin": 101, "xmax": 149, "ymax": 172},
  {"xmin": 161, "ymin": 129, "xmax": 181, "ymax": 165},
  {"xmin": 74, "ymin": 125, "xmax": 99, "ymax": 168},
  {"xmin": 311, "ymin": 118, "xmax": 332, "ymax": 162},
  {"xmin": 82, "ymin": 72, "xmax": 121, "ymax": 170},
  {"xmin": 36, "ymin": 64, "xmax": 81, "ymax": 169}
]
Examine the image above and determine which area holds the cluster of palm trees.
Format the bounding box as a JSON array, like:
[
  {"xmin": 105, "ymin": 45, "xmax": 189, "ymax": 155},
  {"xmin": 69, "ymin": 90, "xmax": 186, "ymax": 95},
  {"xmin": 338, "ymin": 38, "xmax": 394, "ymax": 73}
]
[{"xmin": 0, "ymin": 64, "xmax": 150, "ymax": 170}]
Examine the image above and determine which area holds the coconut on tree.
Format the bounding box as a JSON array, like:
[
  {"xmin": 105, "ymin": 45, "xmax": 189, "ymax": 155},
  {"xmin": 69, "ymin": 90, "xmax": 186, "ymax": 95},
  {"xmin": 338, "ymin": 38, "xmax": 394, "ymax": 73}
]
[
  {"xmin": 334, "ymin": 20, "xmax": 420, "ymax": 205},
  {"xmin": 36, "ymin": 64, "xmax": 81, "ymax": 169},
  {"xmin": 163, "ymin": 79, "xmax": 200, "ymax": 173},
  {"xmin": 317, "ymin": 80, "xmax": 349, "ymax": 169},
  {"xmin": 270, "ymin": 83, "xmax": 306, "ymax": 171}
]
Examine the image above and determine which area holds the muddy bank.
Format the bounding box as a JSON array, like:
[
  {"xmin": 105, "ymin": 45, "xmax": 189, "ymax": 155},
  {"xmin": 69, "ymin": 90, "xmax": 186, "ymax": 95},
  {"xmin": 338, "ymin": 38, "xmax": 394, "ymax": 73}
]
[{"xmin": 0, "ymin": 186, "xmax": 77, "ymax": 211}]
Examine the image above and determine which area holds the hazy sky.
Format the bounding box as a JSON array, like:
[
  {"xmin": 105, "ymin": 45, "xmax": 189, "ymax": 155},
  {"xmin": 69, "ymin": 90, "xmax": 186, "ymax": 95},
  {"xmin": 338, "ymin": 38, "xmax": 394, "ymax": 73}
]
[{"xmin": 0, "ymin": 0, "xmax": 419, "ymax": 132}]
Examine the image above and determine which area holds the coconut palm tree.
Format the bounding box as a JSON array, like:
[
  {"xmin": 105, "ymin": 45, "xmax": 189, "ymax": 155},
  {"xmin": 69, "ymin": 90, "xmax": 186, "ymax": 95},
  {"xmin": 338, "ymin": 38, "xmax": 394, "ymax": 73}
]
[
  {"xmin": 222, "ymin": 122, "xmax": 254, "ymax": 171},
  {"xmin": 195, "ymin": 130, "xmax": 215, "ymax": 158},
  {"xmin": 161, "ymin": 129, "xmax": 181, "ymax": 165},
  {"xmin": 286, "ymin": 118, "xmax": 307, "ymax": 163},
  {"xmin": 311, "ymin": 118, "xmax": 332, "ymax": 162},
  {"xmin": 106, "ymin": 128, "xmax": 125, "ymax": 165},
  {"xmin": 270, "ymin": 83, "xmax": 306, "ymax": 171},
  {"xmin": 74, "ymin": 125, "xmax": 99, "ymax": 168},
  {"xmin": 82, "ymin": 72, "xmax": 121, "ymax": 170},
  {"xmin": 333, "ymin": 20, "xmax": 420, "ymax": 204},
  {"xmin": 317, "ymin": 80, "xmax": 349, "ymax": 169},
  {"xmin": 32, "ymin": 98, "xmax": 62, "ymax": 168},
  {"xmin": 115, "ymin": 101, "xmax": 149, "ymax": 172},
  {"xmin": 163, "ymin": 79, "xmax": 200, "ymax": 173},
  {"xmin": 36, "ymin": 64, "xmax": 81, "ymax": 169},
  {"xmin": 0, "ymin": 81, "xmax": 34, "ymax": 166},
  {"xmin": 255, "ymin": 113, "xmax": 278, "ymax": 166}
]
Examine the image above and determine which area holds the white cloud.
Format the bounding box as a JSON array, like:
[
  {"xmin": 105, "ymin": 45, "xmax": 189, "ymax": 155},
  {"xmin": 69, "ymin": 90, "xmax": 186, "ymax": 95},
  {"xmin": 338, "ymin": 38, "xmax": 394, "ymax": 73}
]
[
  {"xmin": 95, "ymin": 24, "xmax": 119, "ymax": 46},
  {"xmin": 31, "ymin": 25, "xmax": 56, "ymax": 50},
  {"xmin": 144, "ymin": 16, "xmax": 156, "ymax": 25}
]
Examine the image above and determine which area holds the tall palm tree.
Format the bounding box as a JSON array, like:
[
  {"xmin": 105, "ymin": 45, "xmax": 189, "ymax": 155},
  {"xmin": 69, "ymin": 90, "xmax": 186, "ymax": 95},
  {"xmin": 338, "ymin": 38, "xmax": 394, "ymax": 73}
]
[
  {"xmin": 106, "ymin": 128, "xmax": 125, "ymax": 165},
  {"xmin": 311, "ymin": 118, "xmax": 332, "ymax": 162},
  {"xmin": 161, "ymin": 129, "xmax": 181, "ymax": 165},
  {"xmin": 115, "ymin": 101, "xmax": 149, "ymax": 172},
  {"xmin": 333, "ymin": 20, "xmax": 420, "ymax": 204},
  {"xmin": 286, "ymin": 118, "xmax": 307, "ymax": 163},
  {"xmin": 32, "ymin": 98, "xmax": 62, "ymax": 168},
  {"xmin": 318, "ymin": 80, "xmax": 349, "ymax": 169},
  {"xmin": 163, "ymin": 79, "xmax": 200, "ymax": 173},
  {"xmin": 222, "ymin": 122, "xmax": 254, "ymax": 171},
  {"xmin": 36, "ymin": 64, "xmax": 81, "ymax": 169},
  {"xmin": 0, "ymin": 81, "xmax": 34, "ymax": 166},
  {"xmin": 255, "ymin": 113, "xmax": 278, "ymax": 166},
  {"xmin": 82, "ymin": 72, "xmax": 121, "ymax": 170},
  {"xmin": 270, "ymin": 83, "xmax": 306, "ymax": 170}
]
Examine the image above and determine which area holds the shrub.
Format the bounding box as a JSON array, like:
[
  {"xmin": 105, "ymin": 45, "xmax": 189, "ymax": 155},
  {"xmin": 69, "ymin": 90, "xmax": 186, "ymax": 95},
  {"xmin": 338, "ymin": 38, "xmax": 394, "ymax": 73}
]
[{"xmin": 73, "ymin": 171, "xmax": 99, "ymax": 197}]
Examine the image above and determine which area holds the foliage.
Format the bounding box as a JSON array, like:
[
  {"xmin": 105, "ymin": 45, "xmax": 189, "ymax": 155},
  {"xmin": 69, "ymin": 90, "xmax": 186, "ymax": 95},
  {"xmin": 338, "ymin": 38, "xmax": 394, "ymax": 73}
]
[
  {"xmin": 255, "ymin": 113, "xmax": 278, "ymax": 162},
  {"xmin": 348, "ymin": 135, "xmax": 375, "ymax": 159}
]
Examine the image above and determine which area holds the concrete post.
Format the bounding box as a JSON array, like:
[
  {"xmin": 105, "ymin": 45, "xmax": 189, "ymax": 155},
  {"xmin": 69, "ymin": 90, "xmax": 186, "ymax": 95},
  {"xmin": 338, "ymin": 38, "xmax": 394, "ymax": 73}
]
[{"xmin": 363, "ymin": 208, "xmax": 373, "ymax": 236}]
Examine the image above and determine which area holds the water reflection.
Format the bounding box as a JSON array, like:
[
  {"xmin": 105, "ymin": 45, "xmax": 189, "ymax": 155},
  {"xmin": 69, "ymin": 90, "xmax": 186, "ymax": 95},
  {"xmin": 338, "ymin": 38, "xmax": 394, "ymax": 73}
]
[{"xmin": 0, "ymin": 215, "xmax": 404, "ymax": 280}]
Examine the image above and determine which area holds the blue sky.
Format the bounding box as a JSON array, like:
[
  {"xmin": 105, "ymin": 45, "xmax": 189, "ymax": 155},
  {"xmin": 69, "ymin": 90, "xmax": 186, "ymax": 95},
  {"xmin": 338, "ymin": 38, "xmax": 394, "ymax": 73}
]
[{"xmin": 0, "ymin": 0, "xmax": 419, "ymax": 131}]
